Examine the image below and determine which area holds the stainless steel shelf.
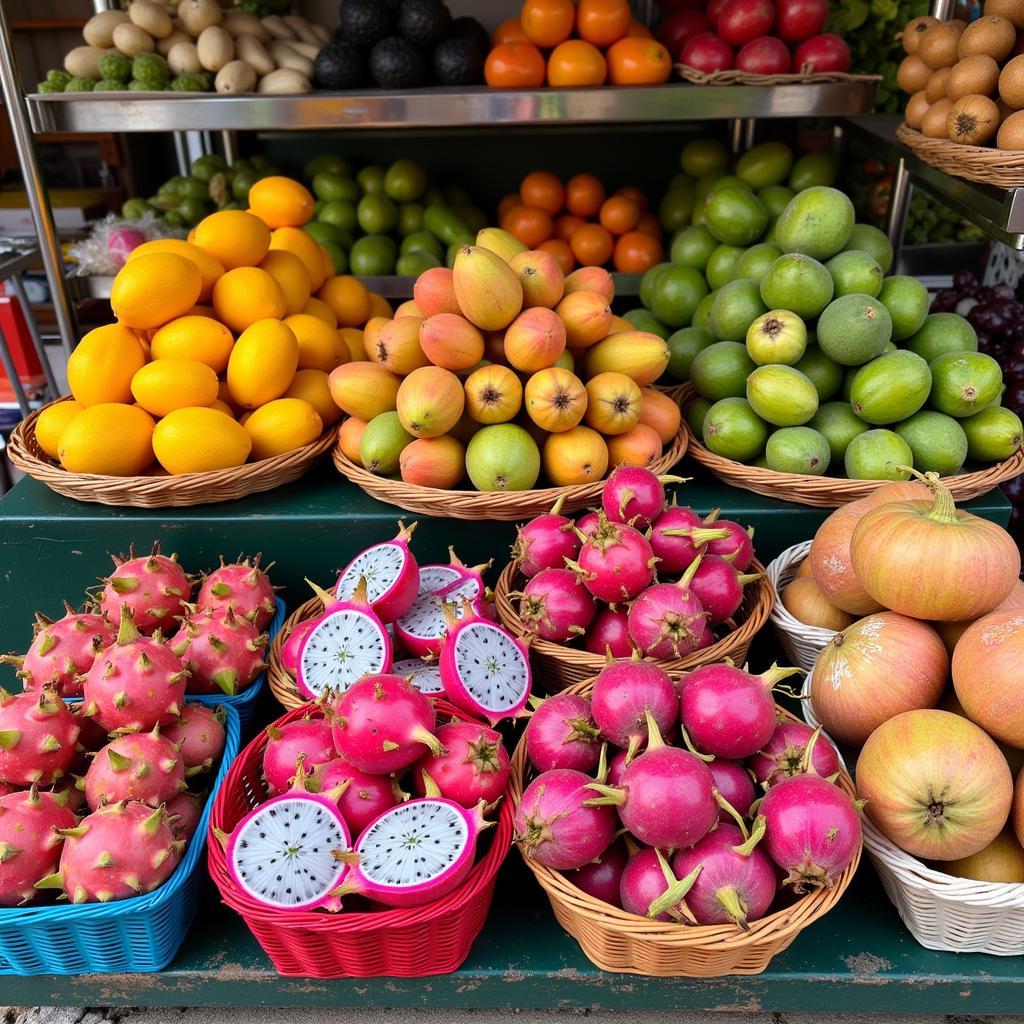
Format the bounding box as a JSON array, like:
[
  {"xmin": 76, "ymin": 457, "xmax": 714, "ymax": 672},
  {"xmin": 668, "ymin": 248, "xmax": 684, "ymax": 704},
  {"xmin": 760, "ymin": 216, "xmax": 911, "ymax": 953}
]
[{"xmin": 28, "ymin": 82, "xmax": 878, "ymax": 134}]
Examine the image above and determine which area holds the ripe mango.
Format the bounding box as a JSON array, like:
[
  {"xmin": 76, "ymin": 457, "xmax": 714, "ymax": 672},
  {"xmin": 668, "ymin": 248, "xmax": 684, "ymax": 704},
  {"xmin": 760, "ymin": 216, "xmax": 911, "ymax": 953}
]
[
  {"xmin": 328, "ymin": 362, "xmax": 401, "ymax": 421},
  {"xmin": 581, "ymin": 331, "xmax": 671, "ymax": 387},
  {"xmin": 452, "ymin": 246, "xmax": 523, "ymax": 332}
]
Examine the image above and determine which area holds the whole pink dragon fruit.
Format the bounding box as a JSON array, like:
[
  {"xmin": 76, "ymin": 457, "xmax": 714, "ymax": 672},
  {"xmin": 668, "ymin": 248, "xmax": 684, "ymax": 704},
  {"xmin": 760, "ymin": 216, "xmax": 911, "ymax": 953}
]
[
  {"xmin": 512, "ymin": 496, "xmax": 581, "ymax": 578},
  {"xmin": 170, "ymin": 607, "xmax": 267, "ymax": 696},
  {"xmin": 279, "ymin": 618, "xmax": 316, "ymax": 677},
  {"xmin": 0, "ymin": 786, "xmax": 77, "ymax": 906},
  {"xmin": 1, "ymin": 605, "xmax": 116, "ymax": 697},
  {"xmin": 97, "ymin": 543, "xmax": 192, "ymax": 635},
  {"xmin": 36, "ymin": 801, "xmax": 184, "ymax": 904},
  {"xmin": 626, "ymin": 557, "xmax": 712, "ymax": 660},
  {"xmin": 262, "ymin": 714, "xmax": 337, "ymax": 794},
  {"xmin": 81, "ymin": 606, "xmax": 188, "ymax": 734},
  {"xmin": 196, "ymin": 555, "xmax": 277, "ymax": 631},
  {"xmin": 161, "ymin": 704, "xmax": 225, "ymax": 769},
  {"xmin": 310, "ymin": 758, "xmax": 402, "ymax": 835},
  {"xmin": 83, "ymin": 728, "xmax": 186, "ymax": 811},
  {"xmin": 412, "ymin": 721, "xmax": 510, "ymax": 808},
  {"xmin": 568, "ymin": 513, "xmax": 656, "ymax": 604},
  {"xmin": 166, "ymin": 792, "xmax": 204, "ymax": 841},
  {"xmin": 0, "ymin": 688, "xmax": 80, "ymax": 787}
]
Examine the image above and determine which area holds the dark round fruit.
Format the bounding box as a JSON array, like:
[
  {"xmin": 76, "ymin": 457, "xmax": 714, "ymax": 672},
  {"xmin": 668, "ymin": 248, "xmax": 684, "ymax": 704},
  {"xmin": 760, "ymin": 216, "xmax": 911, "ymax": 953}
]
[
  {"xmin": 398, "ymin": 0, "xmax": 451, "ymax": 48},
  {"xmin": 313, "ymin": 42, "xmax": 368, "ymax": 89},
  {"xmin": 369, "ymin": 36, "xmax": 428, "ymax": 89},
  {"xmin": 432, "ymin": 37, "xmax": 483, "ymax": 85},
  {"xmin": 953, "ymin": 269, "xmax": 977, "ymax": 291},
  {"xmin": 338, "ymin": 0, "xmax": 397, "ymax": 47},
  {"xmin": 449, "ymin": 15, "xmax": 490, "ymax": 55},
  {"xmin": 931, "ymin": 289, "xmax": 959, "ymax": 313}
]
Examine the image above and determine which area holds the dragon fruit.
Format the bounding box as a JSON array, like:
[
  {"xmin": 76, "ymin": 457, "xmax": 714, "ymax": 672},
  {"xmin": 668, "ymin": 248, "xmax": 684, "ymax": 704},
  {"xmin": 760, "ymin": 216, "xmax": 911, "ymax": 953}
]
[
  {"xmin": 1, "ymin": 605, "xmax": 116, "ymax": 697},
  {"xmin": 649, "ymin": 503, "xmax": 731, "ymax": 576},
  {"xmin": 161, "ymin": 704, "xmax": 225, "ymax": 769},
  {"xmin": 515, "ymin": 568, "xmax": 596, "ymax": 642},
  {"xmin": 525, "ymin": 693, "xmax": 601, "ymax": 774},
  {"xmin": 296, "ymin": 579, "xmax": 391, "ymax": 700},
  {"xmin": 702, "ymin": 511, "xmax": 755, "ymax": 570},
  {"xmin": 280, "ymin": 618, "xmax": 316, "ymax": 677},
  {"xmin": 0, "ymin": 787, "xmax": 77, "ymax": 906},
  {"xmin": 748, "ymin": 721, "xmax": 842, "ymax": 788},
  {"xmin": 392, "ymin": 658, "xmax": 444, "ymax": 695},
  {"xmin": 331, "ymin": 673, "xmax": 442, "ymax": 774},
  {"xmin": 394, "ymin": 559, "xmax": 487, "ymax": 658},
  {"xmin": 335, "ymin": 522, "xmax": 420, "ymax": 624},
  {"xmin": 81, "ymin": 606, "xmax": 187, "ymax": 734},
  {"xmin": 582, "ymin": 607, "xmax": 633, "ymax": 659},
  {"xmin": 97, "ymin": 543, "xmax": 192, "ymax": 635},
  {"xmin": 601, "ymin": 467, "xmax": 683, "ymax": 530},
  {"xmin": 83, "ymin": 728, "xmax": 186, "ymax": 811},
  {"xmin": 0, "ymin": 688, "xmax": 80, "ymax": 786},
  {"xmin": 171, "ymin": 607, "xmax": 267, "ymax": 696},
  {"xmin": 512, "ymin": 496, "xmax": 581, "ymax": 578},
  {"xmin": 626, "ymin": 558, "xmax": 711, "ymax": 660},
  {"xmin": 412, "ymin": 721, "xmax": 510, "ymax": 808},
  {"xmin": 440, "ymin": 604, "xmax": 532, "ymax": 726},
  {"xmin": 569, "ymin": 514, "xmax": 656, "ymax": 604},
  {"xmin": 311, "ymin": 758, "xmax": 402, "ymax": 835},
  {"xmin": 196, "ymin": 555, "xmax": 277, "ymax": 630},
  {"xmin": 36, "ymin": 801, "xmax": 183, "ymax": 904},
  {"xmin": 166, "ymin": 791, "xmax": 204, "ymax": 840},
  {"xmin": 262, "ymin": 715, "xmax": 337, "ymax": 794}
]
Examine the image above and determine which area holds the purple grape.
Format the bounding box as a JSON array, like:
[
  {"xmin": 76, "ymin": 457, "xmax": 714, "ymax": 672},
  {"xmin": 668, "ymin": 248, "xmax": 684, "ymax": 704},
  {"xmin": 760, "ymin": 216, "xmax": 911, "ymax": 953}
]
[
  {"xmin": 932, "ymin": 289, "xmax": 960, "ymax": 313},
  {"xmin": 969, "ymin": 304, "xmax": 1007, "ymax": 335},
  {"xmin": 993, "ymin": 341, "xmax": 1011, "ymax": 364},
  {"xmin": 1004, "ymin": 380, "xmax": 1024, "ymax": 415},
  {"xmin": 976, "ymin": 332, "xmax": 994, "ymax": 354},
  {"xmin": 994, "ymin": 283, "xmax": 1016, "ymax": 300},
  {"xmin": 954, "ymin": 269, "xmax": 978, "ymax": 291},
  {"xmin": 1003, "ymin": 472, "xmax": 1024, "ymax": 506}
]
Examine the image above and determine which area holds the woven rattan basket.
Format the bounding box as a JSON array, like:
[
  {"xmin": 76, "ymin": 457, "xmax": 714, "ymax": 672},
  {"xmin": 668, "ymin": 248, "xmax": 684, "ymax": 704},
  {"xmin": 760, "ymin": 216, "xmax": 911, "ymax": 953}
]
[
  {"xmin": 268, "ymin": 596, "xmax": 323, "ymax": 711},
  {"xmin": 8, "ymin": 397, "xmax": 338, "ymax": 508},
  {"xmin": 509, "ymin": 676, "xmax": 861, "ymax": 976},
  {"xmin": 897, "ymin": 123, "xmax": 1024, "ymax": 189},
  {"xmin": 765, "ymin": 541, "xmax": 839, "ymax": 673},
  {"xmin": 494, "ymin": 557, "xmax": 773, "ymax": 692},
  {"xmin": 681, "ymin": 385, "xmax": 1024, "ymax": 508},
  {"xmin": 677, "ymin": 66, "xmax": 879, "ymax": 86},
  {"xmin": 332, "ymin": 386, "xmax": 688, "ymax": 521}
]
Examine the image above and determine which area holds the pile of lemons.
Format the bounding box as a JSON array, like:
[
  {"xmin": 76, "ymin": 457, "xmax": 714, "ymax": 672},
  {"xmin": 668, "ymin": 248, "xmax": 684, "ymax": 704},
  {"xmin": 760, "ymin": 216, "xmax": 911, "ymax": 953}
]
[{"xmin": 38, "ymin": 175, "xmax": 391, "ymax": 477}]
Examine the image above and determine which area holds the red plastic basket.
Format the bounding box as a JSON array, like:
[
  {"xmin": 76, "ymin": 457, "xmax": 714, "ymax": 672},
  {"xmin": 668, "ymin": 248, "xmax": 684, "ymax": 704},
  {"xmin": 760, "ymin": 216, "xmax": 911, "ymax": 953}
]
[{"xmin": 207, "ymin": 700, "xmax": 513, "ymax": 978}]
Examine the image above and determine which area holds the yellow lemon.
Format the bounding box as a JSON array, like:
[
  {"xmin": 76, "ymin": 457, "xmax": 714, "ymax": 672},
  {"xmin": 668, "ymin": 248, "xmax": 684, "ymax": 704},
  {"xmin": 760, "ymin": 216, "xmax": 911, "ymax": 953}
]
[
  {"xmin": 285, "ymin": 368, "xmax": 342, "ymax": 426},
  {"xmin": 268, "ymin": 227, "xmax": 327, "ymax": 291},
  {"xmin": 110, "ymin": 253, "xmax": 202, "ymax": 330},
  {"xmin": 318, "ymin": 275, "xmax": 371, "ymax": 328},
  {"xmin": 131, "ymin": 359, "xmax": 219, "ymax": 418},
  {"xmin": 244, "ymin": 398, "xmax": 323, "ymax": 460},
  {"xmin": 248, "ymin": 176, "xmax": 315, "ymax": 229},
  {"xmin": 35, "ymin": 400, "xmax": 83, "ymax": 459},
  {"xmin": 150, "ymin": 315, "xmax": 234, "ymax": 374},
  {"xmin": 67, "ymin": 323, "xmax": 147, "ymax": 406},
  {"xmin": 126, "ymin": 239, "xmax": 224, "ymax": 302},
  {"xmin": 152, "ymin": 407, "xmax": 252, "ymax": 474},
  {"xmin": 58, "ymin": 403, "xmax": 155, "ymax": 476},
  {"xmin": 207, "ymin": 398, "xmax": 236, "ymax": 418},
  {"xmin": 258, "ymin": 249, "xmax": 311, "ymax": 316},
  {"xmin": 227, "ymin": 319, "xmax": 299, "ymax": 409},
  {"xmin": 283, "ymin": 313, "xmax": 348, "ymax": 373},
  {"xmin": 192, "ymin": 210, "xmax": 271, "ymax": 270},
  {"xmin": 338, "ymin": 327, "xmax": 365, "ymax": 363},
  {"xmin": 367, "ymin": 292, "xmax": 394, "ymax": 319},
  {"xmin": 212, "ymin": 266, "xmax": 287, "ymax": 334},
  {"xmin": 302, "ymin": 296, "xmax": 337, "ymax": 327}
]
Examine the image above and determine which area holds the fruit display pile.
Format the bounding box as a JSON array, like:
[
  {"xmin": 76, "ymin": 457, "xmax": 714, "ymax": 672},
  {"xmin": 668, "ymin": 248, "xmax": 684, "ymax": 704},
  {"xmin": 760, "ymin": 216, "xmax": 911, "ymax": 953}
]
[
  {"xmin": 508, "ymin": 466, "xmax": 760, "ymax": 660},
  {"xmin": 898, "ymin": 6, "xmax": 1024, "ymax": 149},
  {"xmin": 330, "ymin": 234, "xmax": 677, "ymax": 492},
  {"xmin": 41, "ymin": 0, "xmax": 329, "ymax": 94},
  {"xmin": 0, "ymin": 546, "xmax": 277, "ymax": 906}
]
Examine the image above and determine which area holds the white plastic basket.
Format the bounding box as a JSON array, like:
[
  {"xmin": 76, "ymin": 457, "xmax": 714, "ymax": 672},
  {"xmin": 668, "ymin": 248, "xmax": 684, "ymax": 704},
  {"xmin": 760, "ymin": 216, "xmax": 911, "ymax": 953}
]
[
  {"xmin": 800, "ymin": 676, "xmax": 1024, "ymax": 955},
  {"xmin": 765, "ymin": 541, "xmax": 840, "ymax": 674}
]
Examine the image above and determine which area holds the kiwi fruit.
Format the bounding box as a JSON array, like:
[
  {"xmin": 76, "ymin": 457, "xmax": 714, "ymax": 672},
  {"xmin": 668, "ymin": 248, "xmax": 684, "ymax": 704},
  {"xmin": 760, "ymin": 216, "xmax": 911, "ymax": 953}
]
[
  {"xmin": 947, "ymin": 54, "xmax": 1000, "ymax": 100},
  {"xmin": 985, "ymin": 0, "xmax": 1024, "ymax": 32},
  {"xmin": 925, "ymin": 66, "xmax": 952, "ymax": 101},
  {"xmin": 906, "ymin": 90, "xmax": 931, "ymax": 128},
  {"xmin": 898, "ymin": 53, "xmax": 934, "ymax": 93},
  {"xmin": 998, "ymin": 97, "xmax": 1017, "ymax": 120},
  {"xmin": 958, "ymin": 14, "xmax": 1016, "ymax": 61},
  {"xmin": 948, "ymin": 94, "xmax": 1000, "ymax": 144},
  {"xmin": 999, "ymin": 53, "xmax": 1024, "ymax": 108},
  {"xmin": 903, "ymin": 15, "xmax": 939, "ymax": 54},
  {"xmin": 922, "ymin": 96, "xmax": 954, "ymax": 137},
  {"xmin": 919, "ymin": 21, "xmax": 966, "ymax": 69},
  {"xmin": 997, "ymin": 108, "xmax": 1024, "ymax": 148}
]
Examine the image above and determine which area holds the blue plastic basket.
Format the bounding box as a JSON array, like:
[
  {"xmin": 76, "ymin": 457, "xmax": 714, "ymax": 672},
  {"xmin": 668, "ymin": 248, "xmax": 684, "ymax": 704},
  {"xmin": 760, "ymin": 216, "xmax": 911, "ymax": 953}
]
[{"xmin": 0, "ymin": 701, "xmax": 241, "ymax": 975}]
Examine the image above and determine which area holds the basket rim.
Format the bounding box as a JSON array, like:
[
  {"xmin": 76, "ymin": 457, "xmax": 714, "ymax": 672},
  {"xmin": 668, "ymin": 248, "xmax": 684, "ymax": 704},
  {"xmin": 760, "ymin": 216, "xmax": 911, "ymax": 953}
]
[
  {"xmin": 896, "ymin": 122, "xmax": 1024, "ymax": 164},
  {"xmin": 675, "ymin": 65, "xmax": 880, "ymax": 86},
  {"xmin": 764, "ymin": 542, "xmax": 840, "ymax": 644}
]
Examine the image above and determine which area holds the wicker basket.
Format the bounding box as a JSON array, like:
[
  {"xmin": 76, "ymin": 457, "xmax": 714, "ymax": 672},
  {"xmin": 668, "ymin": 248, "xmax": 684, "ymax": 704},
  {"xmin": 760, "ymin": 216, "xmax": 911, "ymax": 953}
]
[
  {"xmin": 765, "ymin": 542, "xmax": 838, "ymax": 674},
  {"xmin": 207, "ymin": 700, "xmax": 513, "ymax": 977},
  {"xmin": 681, "ymin": 385, "xmax": 1024, "ymax": 508},
  {"xmin": 268, "ymin": 596, "xmax": 323, "ymax": 712},
  {"xmin": 8, "ymin": 397, "xmax": 338, "ymax": 508},
  {"xmin": 509, "ymin": 677, "xmax": 861, "ymax": 976},
  {"xmin": 494, "ymin": 557, "xmax": 774, "ymax": 692},
  {"xmin": 676, "ymin": 65, "xmax": 879, "ymax": 86},
  {"xmin": 897, "ymin": 122, "xmax": 1024, "ymax": 189},
  {"xmin": 331, "ymin": 386, "xmax": 688, "ymax": 522}
]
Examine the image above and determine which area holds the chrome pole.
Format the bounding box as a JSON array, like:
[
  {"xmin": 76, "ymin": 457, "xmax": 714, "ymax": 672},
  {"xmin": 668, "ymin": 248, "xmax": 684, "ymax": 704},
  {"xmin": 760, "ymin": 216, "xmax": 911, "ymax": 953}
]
[{"xmin": 885, "ymin": 158, "xmax": 913, "ymax": 265}]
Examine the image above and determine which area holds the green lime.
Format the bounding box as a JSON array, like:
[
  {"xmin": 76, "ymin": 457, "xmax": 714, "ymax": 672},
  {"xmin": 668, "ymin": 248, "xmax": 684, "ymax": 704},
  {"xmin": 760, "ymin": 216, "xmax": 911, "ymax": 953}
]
[
  {"xmin": 349, "ymin": 234, "xmax": 397, "ymax": 276},
  {"xmin": 357, "ymin": 165, "xmax": 386, "ymax": 195},
  {"xmin": 877, "ymin": 275, "xmax": 930, "ymax": 340},
  {"xmin": 453, "ymin": 204, "xmax": 488, "ymax": 234},
  {"xmin": 670, "ymin": 224, "xmax": 717, "ymax": 269},
  {"xmin": 690, "ymin": 341, "xmax": 756, "ymax": 401},
  {"xmin": 162, "ymin": 210, "xmax": 185, "ymax": 228},
  {"xmin": 929, "ymin": 352, "xmax": 1003, "ymax": 417},
  {"xmin": 906, "ymin": 313, "xmax": 978, "ymax": 362},
  {"xmin": 746, "ymin": 309, "xmax": 807, "ymax": 366},
  {"xmin": 775, "ymin": 186, "xmax": 854, "ymax": 261},
  {"xmin": 321, "ymin": 242, "xmax": 348, "ymax": 275},
  {"xmin": 396, "ymin": 250, "xmax": 441, "ymax": 276},
  {"xmin": 249, "ymin": 155, "xmax": 273, "ymax": 172},
  {"xmin": 895, "ymin": 411, "xmax": 968, "ymax": 476},
  {"xmin": 315, "ymin": 200, "xmax": 357, "ymax": 235},
  {"xmin": 809, "ymin": 402, "xmax": 869, "ymax": 463},
  {"xmin": 190, "ymin": 154, "xmax": 226, "ymax": 182},
  {"xmin": 232, "ymin": 167, "xmax": 260, "ymax": 203},
  {"xmin": 401, "ymin": 230, "xmax": 444, "ymax": 259},
  {"xmin": 681, "ymin": 138, "xmax": 729, "ymax": 179},
  {"xmin": 623, "ymin": 308, "xmax": 670, "ymax": 339},
  {"xmin": 646, "ymin": 265, "xmax": 709, "ymax": 328},
  {"xmin": 704, "ymin": 186, "xmax": 769, "ymax": 247},
  {"xmin": 686, "ymin": 396, "xmax": 712, "ymax": 437},
  {"xmin": 825, "ymin": 250, "xmax": 883, "ymax": 298},
  {"xmin": 306, "ymin": 155, "xmax": 350, "ymax": 179},
  {"xmin": 706, "ymin": 244, "xmax": 745, "ymax": 290},
  {"xmin": 313, "ymin": 172, "xmax": 361, "ymax": 203},
  {"xmin": 844, "ymin": 429, "xmax": 913, "ymax": 480},
  {"xmin": 703, "ymin": 398, "xmax": 769, "ymax": 461},
  {"xmin": 788, "ymin": 151, "xmax": 839, "ymax": 191},
  {"xmin": 795, "ymin": 345, "xmax": 844, "ymax": 401},
  {"xmin": 758, "ymin": 185, "xmax": 795, "ymax": 217},
  {"xmin": 850, "ymin": 350, "xmax": 931, "ymax": 424},
  {"xmin": 962, "ymin": 406, "xmax": 1024, "ymax": 461},
  {"xmin": 385, "ymin": 159, "xmax": 427, "ymax": 202},
  {"xmin": 445, "ymin": 186, "xmax": 474, "ymax": 207},
  {"xmin": 357, "ymin": 193, "xmax": 399, "ymax": 235},
  {"xmin": 692, "ymin": 290, "xmax": 717, "ymax": 332},
  {"xmin": 121, "ymin": 198, "xmax": 154, "ymax": 220},
  {"xmin": 747, "ymin": 365, "xmax": 818, "ymax": 426},
  {"xmin": 304, "ymin": 220, "xmax": 352, "ymax": 248},
  {"xmin": 176, "ymin": 197, "xmax": 208, "ymax": 226},
  {"xmin": 817, "ymin": 294, "xmax": 893, "ymax": 366},
  {"xmin": 842, "ymin": 223, "xmax": 894, "ymax": 273},
  {"xmin": 737, "ymin": 142, "xmax": 794, "ymax": 190},
  {"xmin": 667, "ymin": 326, "xmax": 715, "ymax": 381},
  {"xmin": 398, "ymin": 202, "xmax": 425, "ymax": 236},
  {"xmin": 734, "ymin": 243, "xmax": 782, "ymax": 281},
  {"xmin": 766, "ymin": 426, "xmax": 831, "ymax": 475},
  {"xmin": 709, "ymin": 278, "xmax": 767, "ymax": 342},
  {"xmin": 158, "ymin": 176, "xmax": 186, "ymax": 196},
  {"xmin": 659, "ymin": 184, "xmax": 697, "ymax": 234}
]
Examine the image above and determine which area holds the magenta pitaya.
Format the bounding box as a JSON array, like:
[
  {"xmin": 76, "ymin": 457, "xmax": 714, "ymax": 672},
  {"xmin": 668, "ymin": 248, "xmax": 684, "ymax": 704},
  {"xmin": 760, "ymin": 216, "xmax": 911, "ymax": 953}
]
[
  {"xmin": 524, "ymin": 693, "xmax": 601, "ymax": 774},
  {"xmin": 412, "ymin": 721, "xmax": 510, "ymax": 808},
  {"xmin": 649, "ymin": 503, "xmax": 730, "ymax": 576},
  {"xmin": 171, "ymin": 607, "xmax": 267, "ymax": 696},
  {"xmin": 748, "ymin": 721, "xmax": 842, "ymax": 788},
  {"xmin": 703, "ymin": 511, "xmax": 755, "ymax": 570},
  {"xmin": 81, "ymin": 606, "xmax": 187, "ymax": 734},
  {"xmin": 196, "ymin": 555, "xmax": 277, "ymax": 630},
  {"xmin": 97, "ymin": 542, "xmax": 192, "ymax": 635},
  {"xmin": 280, "ymin": 618, "xmax": 316, "ymax": 677},
  {"xmin": 83, "ymin": 728, "xmax": 186, "ymax": 810},
  {"xmin": 569, "ymin": 514, "xmax": 656, "ymax": 604},
  {"xmin": 262, "ymin": 715, "xmax": 337, "ymax": 794},
  {"xmin": 0, "ymin": 688, "xmax": 80, "ymax": 787},
  {"xmin": 394, "ymin": 559, "xmax": 487, "ymax": 659},
  {"xmin": 601, "ymin": 467, "xmax": 682, "ymax": 530},
  {"xmin": 590, "ymin": 654, "xmax": 677, "ymax": 759},
  {"xmin": 626, "ymin": 558, "xmax": 711, "ymax": 660},
  {"xmin": 311, "ymin": 758, "xmax": 402, "ymax": 835},
  {"xmin": 166, "ymin": 791, "xmax": 204, "ymax": 840},
  {"xmin": 161, "ymin": 704, "xmax": 226, "ymax": 769},
  {"xmin": 0, "ymin": 786, "xmax": 77, "ymax": 906},
  {"xmin": 516, "ymin": 568, "xmax": 596, "ymax": 642},
  {"xmin": 36, "ymin": 801, "xmax": 183, "ymax": 904},
  {"xmin": 582, "ymin": 607, "xmax": 633, "ymax": 659},
  {"xmin": 512, "ymin": 496, "xmax": 581, "ymax": 578},
  {"xmin": 334, "ymin": 521, "xmax": 420, "ymax": 624},
  {"xmin": 392, "ymin": 657, "xmax": 444, "ymax": 695}
]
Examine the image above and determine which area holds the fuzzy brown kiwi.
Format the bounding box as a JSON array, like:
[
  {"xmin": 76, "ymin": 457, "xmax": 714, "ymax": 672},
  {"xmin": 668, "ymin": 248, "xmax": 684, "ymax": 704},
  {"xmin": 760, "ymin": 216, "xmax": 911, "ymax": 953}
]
[
  {"xmin": 903, "ymin": 15, "xmax": 939, "ymax": 54},
  {"xmin": 947, "ymin": 54, "xmax": 1000, "ymax": 101},
  {"xmin": 905, "ymin": 90, "xmax": 931, "ymax": 128},
  {"xmin": 957, "ymin": 14, "xmax": 1017, "ymax": 61},
  {"xmin": 947, "ymin": 94, "xmax": 1001, "ymax": 144},
  {"xmin": 997, "ymin": 108, "xmax": 1024, "ymax": 148},
  {"xmin": 925, "ymin": 67, "xmax": 952, "ymax": 101},
  {"xmin": 898, "ymin": 53, "xmax": 934, "ymax": 93},
  {"xmin": 919, "ymin": 21, "xmax": 966, "ymax": 69},
  {"xmin": 985, "ymin": 0, "xmax": 1024, "ymax": 32},
  {"xmin": 999, "ymin": 53, "xmax": 1024, "ymax": 108},
  {"xmin": 921, "ymin": 96, "xmax": 954, "ymax": 137}
]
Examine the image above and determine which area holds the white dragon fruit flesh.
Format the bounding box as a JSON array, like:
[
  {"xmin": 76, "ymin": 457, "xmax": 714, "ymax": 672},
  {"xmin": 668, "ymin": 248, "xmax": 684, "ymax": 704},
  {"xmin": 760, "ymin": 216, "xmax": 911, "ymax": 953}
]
[{"xmin": 334, "ymin": 522, "xmax": 420, "ymax": 624}]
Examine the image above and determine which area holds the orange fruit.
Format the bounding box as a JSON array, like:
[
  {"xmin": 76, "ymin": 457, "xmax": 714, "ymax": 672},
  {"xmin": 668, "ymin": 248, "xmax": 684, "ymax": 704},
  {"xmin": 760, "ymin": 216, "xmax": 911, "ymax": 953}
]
[
  {"xmin": 569, "ymin": 223, "xmax": 614, "ymax": 267},
  {"xmin": 192, "ymin": 210, "xmax": 271, "ymax": 270},
  {"xmin": 614, "ymin": 185, "xmax": 649, "ymax": 210},
  {"xmin": 318, "ymin": 275, "xmax": 371, "ymax": 328},
  {"xmin": 58, "ymin": 403, "xmax": 155, "ymax": 476},
  {"xmin": 35, "ymin": 400, "xmax": 83, "ymax": 459},
  {"xmin": 566, "ymin": 174, "xmax": 606, "ymax": 218},
  {"xmin": 636, "ymin": 211, "xmax": 662, "ymax": 238},
  {"xmin": 485, "ymin": 41, "xmax": 546, "ymax": 88},
  {"xmin": 150, "ymin": 315, "xmax": 234, "ymax": 374},
  {"xmin": 367, "ymin": 291, "xmax": 393, "ymax": 319},
  {"xmin": 599, "ymin": 196, "xmax": 641, "ymax": 235},
  {"xmin": 285, "ymin": 368, "xmax": 342, "ymax": 427},
  {"xmin": 521, "ymin": 0, "xmax": 575, "ymax": 47},
  {"xmin": 547, "ymin": 39, "xmax": 608, "ymax": 87},
  {"xmin": 212, "ymin": 267, "xmax": 288, "ymax": 333},
  {"xmin": 493, "ymin": 17, "xmax": 528, "ymax": 45},
  {"xmin": 501, "ymin": 205, "xmax": 554, "ymax": 249},
  {"xmin": 553, "ymin": 213, "xmax": 587, "ymax": 242},
  {"xmin": 258, "ymin": 249, "xmax": 311, "ymax": 315},
  {"xmin": 538, "ymin": 238, "xmax": 575, "ymax": 275},
  {"xmin": 110, "ymin": 253, "xmax": 202, "ymax": 330},
  {"xmin": 283, "ymin": 313, "xmax": 348, "ymax": 372},
  {"xmin": 498, "ymin": 193, "xmax": 523, "ymax": 218},
  {"xmin": 607, "ymin": 37, "xmax": 672, "ymax": 85},
  {"xmin": 613, "ymin": 230, "xmax": 664, "ymax": 273},
  {"xmin": 268, "ymin": 226, "xmax": 328, "ymax": 291},
  {"xmin": 338, "ymin": 326, "xmax": 365, "ymax": 362},
  {"xmin": 248, "ymin": 176, "xmax": 315, "ymax": 229},
  {"xmin": 520, "ymin": 171, "xmax": 565, "ymax": 216},
  {"xmin": 627, "ymin": 20, "xmax": 653, "ymax": 38},
  {"xmin": 126, "ymin": 239, "xmax": 223, "ymax": 302},
  {"xmin": 577, "ymin": 0, "xmax": 632, "ymax": 47}
]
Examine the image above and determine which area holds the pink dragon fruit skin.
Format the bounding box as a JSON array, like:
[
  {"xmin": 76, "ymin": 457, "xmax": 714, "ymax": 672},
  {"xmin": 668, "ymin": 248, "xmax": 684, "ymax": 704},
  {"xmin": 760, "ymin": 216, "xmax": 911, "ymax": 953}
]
[
  {"xmin": 334, "ymin": 521, "xmax": 421, "ymax": 625},
  {"xmin": 161, "ymin": 704, "xmax": 225, "ymax": 769},
  {"xmin": 1, "ymin": 605, "xmax": 116, "ymax": 697},
  {"xmin": 170, "ymin": 607, "xmax": 267, "ymax": 696},
  {"xmin": 311, "ymin": 758, "xmax": 400, "ymax": 835},
  {"xmin": 196, "ymin": 556, "xmax": 277, "ymax": 631},
  {"xmin": 165, "ymin": 792, "xmax": 204, "ymax": 841},
  {"xmin": 412, "ymin": 721, "xmax": 510, "ymax": 809},
  {"xmin": 0, "ymin": 786, "xmax": 77, "ymax": 906},
  {"xmin": 83, "ymin": 728, "xmax": 186, "ymax": 811},
  {"xmin": 81, "ymin": 606, "xmax": 188, "ymax": 734},
  {"xmin": 36, "ymin": 801, "xmax": 184, "ymax": 904},
  {"xmin": 0, "ymin": 688, "xmax": 80, "ymax": 787},
  {"xmin": 97, "ymin": 543, "xmax": 192, "ymax": 636},
  {"xmin": 262, "ymin": 716, "xmax": 337, "ymax": 794},
  {"xmin": 280, "ymin": 618, "xmax": 315, "ymax": 677}
]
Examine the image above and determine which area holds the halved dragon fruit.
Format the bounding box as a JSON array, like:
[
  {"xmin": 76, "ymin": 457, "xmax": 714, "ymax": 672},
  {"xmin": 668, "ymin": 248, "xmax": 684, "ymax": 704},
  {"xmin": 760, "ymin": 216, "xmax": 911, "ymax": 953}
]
[
  {"xmin": 439, "ymin": 605, "xmax": 531, "ymax": 726},
  {"xmin": 394, "ymin": 567, "xmax": 486, "ymax": 659},
  {"xmin": 392, "ymin": 658, "xmax": 444, "ymax": 695},
  {"xmin": 334, "ymin": 522, "xmax": 420, "ymax": 624},
  {"xmin": 296, "ymin": 579, "xmax": 391, "ymax": 700}
]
